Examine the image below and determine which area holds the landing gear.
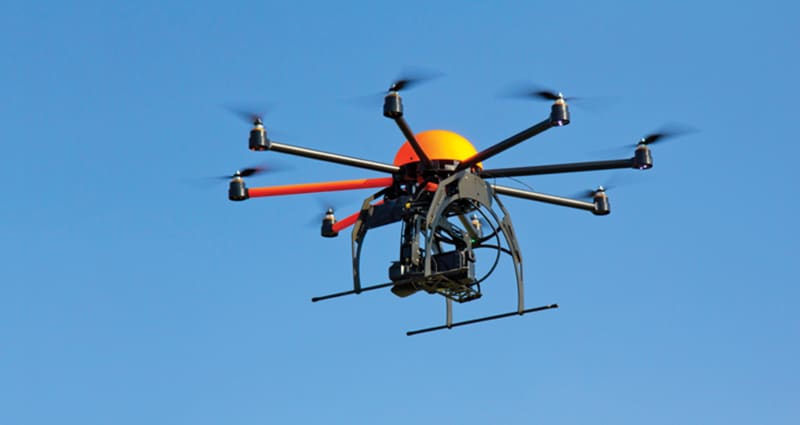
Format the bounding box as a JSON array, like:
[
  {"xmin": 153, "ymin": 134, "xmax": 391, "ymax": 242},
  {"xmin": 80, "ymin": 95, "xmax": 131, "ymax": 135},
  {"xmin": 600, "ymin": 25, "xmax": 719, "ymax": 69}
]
[{"xmin": 312, "ymin": 169, "xmax": 557, "ymax": 335}]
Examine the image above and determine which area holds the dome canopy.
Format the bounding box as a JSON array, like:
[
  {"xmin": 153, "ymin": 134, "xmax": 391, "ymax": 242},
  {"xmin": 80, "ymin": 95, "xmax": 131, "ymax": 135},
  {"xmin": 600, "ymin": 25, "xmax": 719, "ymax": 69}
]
[{"xmin": 393, "ymin": 129, "xmax": 482, "ymax": 169}]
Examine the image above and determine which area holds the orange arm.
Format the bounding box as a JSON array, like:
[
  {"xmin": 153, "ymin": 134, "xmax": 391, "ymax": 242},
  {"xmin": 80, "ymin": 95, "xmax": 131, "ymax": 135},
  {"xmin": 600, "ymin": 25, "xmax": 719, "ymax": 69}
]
[
  {"xmin": 331, "ymin": 200, "xmax": 386, "ymax": 233},
  {"xmin": 332, "ymin": 210, "xmax": 362, "ymax": 233},
  {"xmin": 248, "ymin": 177, "xmax": 394, "ymax": 198}
]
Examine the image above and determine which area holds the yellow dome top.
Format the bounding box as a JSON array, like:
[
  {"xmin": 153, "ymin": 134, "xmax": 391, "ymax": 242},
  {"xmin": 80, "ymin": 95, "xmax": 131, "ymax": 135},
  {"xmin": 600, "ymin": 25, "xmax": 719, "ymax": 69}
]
[{"xmin": 393, "ymin": 130, "xmax": 481, "ymax": 169}]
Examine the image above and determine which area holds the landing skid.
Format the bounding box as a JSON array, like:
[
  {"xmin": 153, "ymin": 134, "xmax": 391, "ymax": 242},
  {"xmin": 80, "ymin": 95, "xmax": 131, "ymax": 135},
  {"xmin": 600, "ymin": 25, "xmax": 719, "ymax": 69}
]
[
  {"xmin": 311, "ymin": 282, "xmax": 394, "ymax": 302},
  {"xmin": 312, "ymin": 281, "xmax": 557, "ymax": 336},
  {"xmin": 406, "ymin": 303, "xmax": 559, "ymax": 336}
]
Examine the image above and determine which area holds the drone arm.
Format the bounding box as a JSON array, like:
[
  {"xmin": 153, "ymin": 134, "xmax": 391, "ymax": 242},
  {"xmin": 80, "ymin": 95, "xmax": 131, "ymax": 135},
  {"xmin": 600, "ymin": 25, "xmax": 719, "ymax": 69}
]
[
  {"xmin": 248, "ymin": 177, "xmax": 394, "ymax": 198},
  {"xmin": 331, "ymin": 211, "xmax": 360, "ymax": 233},
  {"xmin": 265, "ymin": 141, "xmax": 400, "ymax": 174},
  {"xmin": 392, "ymin": 116, "xmax": 433, "ymax": 169},
  {"xmin": 383, "ymin": 92, "xmax": 433, "ymax": 169},
  {"xmin": 457, "ymin": 118, "xmax": 553, "ymax": 171},
  {"xmin": 481, "ymin": 158, "xmax": 634, "ymax": 178},
  {"xmin": 331, "ymin": 200, "xmax": 383, "ymax": 233},
  {"xmin": 491, "ymin": 184, "xmax": 600, "ymax": 213}
]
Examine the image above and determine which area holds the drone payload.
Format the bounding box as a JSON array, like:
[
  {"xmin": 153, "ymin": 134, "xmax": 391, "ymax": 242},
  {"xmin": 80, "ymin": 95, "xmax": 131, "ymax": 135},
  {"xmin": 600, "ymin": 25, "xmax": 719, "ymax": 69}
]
[{"xmin": 223, "ymin": 77, "xmax": 676, "ymax": 335}]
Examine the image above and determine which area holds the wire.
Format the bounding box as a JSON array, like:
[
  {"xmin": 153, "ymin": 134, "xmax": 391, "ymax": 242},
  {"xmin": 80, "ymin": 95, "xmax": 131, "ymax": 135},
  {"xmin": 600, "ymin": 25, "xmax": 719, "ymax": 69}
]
[
  {"xmin": 474, "ymin": 244, "xmax": 513, "ymax": 256},
  {"xmin": 471, "ymin": 199, "xmax": 499, "ymax": 244},
  {"xmin": 506, "ymin": 175, "xmax": 536, "ymax": 193},
  {"xmin": 471, "ymin": 204, "xmax": 503, "ymax": 287}
]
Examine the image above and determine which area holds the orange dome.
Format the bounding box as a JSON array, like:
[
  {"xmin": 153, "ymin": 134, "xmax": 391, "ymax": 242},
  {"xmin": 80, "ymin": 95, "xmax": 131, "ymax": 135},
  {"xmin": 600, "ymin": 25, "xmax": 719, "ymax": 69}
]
[{"xmin": 393, "ymin": 130, "xmax": 482, "ymax": 169}]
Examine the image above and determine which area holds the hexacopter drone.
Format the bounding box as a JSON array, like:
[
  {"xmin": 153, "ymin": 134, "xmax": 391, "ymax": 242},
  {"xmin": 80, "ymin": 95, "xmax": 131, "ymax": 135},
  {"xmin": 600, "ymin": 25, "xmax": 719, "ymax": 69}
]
[{"xmin": 225, "ymin": 78, "xmax": 676, "ymax": 335}]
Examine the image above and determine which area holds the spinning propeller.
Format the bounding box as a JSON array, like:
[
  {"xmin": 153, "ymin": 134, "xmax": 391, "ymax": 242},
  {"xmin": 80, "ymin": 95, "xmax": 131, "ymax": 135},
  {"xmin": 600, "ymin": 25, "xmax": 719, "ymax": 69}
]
[
  {"xmin": 527, "ymin": 89, "xmax": 573, "ymax": 102},
  {"xmin": 498, "ymin": 83, "xmax": 577, "ymax": 126},
  {"xmin": 225, "ymin": 104, "xmax": 284, "ymax": 151},
  {"xmin": 225, "ymin": 104, "xmax": 274, "ymax": 126},
  {"xmin": 310, "ymin": 199, "xmax": 338, "ymax": 225},
  {"xmin": 222, "ymin": 167, "xmax": 264, "ymax": 179},
  {"xmin": 503, "ymin": 83, "xmax": 578, "ymax": 102},
  {"xmin": 631, "ymin": 126, "xmax": 695, "ymax": 147},
  {"xmin": 575, "ymin": 185, "xmax": 613, "ymax": 200},
  {"xmin": 220, "ymin": 162, "xmax": 286, "ymax": 180},
  {"xmin": 348, "ymin": 70, "xmax": 442, "ymax": 110},
  {"xmin": 386, "ymin": 69, "xmax": 443, "ymax": 93},
  {"xmin": 388, "ymin": 79, "xmax": 417, "ymax": 93},
  {"xmin": 228, "ymin": 107, "xmax": 275, "ymax": 151},
  {"xmin": 569, "ymin": 185, "xmax": 611, "ymax": 216},
  {"xmin": 502, "ymin": 83, "xmax": 620, "ymax": 114}
]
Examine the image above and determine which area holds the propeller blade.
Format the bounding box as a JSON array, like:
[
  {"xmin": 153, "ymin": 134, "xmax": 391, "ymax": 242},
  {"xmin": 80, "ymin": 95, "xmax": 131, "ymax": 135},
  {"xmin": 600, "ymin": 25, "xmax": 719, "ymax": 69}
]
[
  {"xmin": 346, "ymin": 69, "xmax": 443, "ymax": 108},
  {"xmin": 239, "ymin": 167, "xmax": 263, "ymax": 177},
  {"xmin": 306, "ymin": 195, "xmax": 357, "ymax": 227},
  {"xmin": 218, "ymin": 161, "xmax": 287, "ymax": 180},
  {"xmin": 634, "ymin": 124, "xmax": 697, "ymax": 147},
  {"xmin": 573, "ymin": 184, "xmax": 616, "ymax": 200},
  {"xmin": 572, "ymin": 189, "xmax": 598, "ymax": 200},
  {"xmin": 387, "ymin": 69, "xmax": 444, "ymax": 92},
  {"xmin": 389, "ymin": 79, "xmax": 414, "ymax": 92},
  {"xmin": 224, "ymin": 103, "xmax": 274, "ymax": 125},
  {"xmin": 532, "ymin": 90, "xmax": 565, "ymax": 101},
  {"xmin": 307, "ymin": 209, "xmax": 334, "ymax": 227},
  {"xmin": 501, "ymin": 83, "xmax": 578, "ymax": 102}
]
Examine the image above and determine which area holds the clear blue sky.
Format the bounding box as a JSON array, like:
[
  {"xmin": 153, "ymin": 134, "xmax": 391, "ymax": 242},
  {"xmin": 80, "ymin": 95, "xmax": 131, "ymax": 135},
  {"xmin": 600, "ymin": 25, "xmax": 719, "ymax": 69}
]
[{"xmin": 2, "ymin": 1, "xmax": 798, "ymax": 424}]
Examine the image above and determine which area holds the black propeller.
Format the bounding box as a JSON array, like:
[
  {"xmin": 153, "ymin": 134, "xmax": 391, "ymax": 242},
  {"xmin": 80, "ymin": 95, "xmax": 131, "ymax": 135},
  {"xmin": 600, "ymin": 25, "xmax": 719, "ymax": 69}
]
[
  {"xmin": 530, "ymin": 89, "xmax": 571, "ymax": 102},
  {"xmin": 347, "ymin": 70, "xmax": 442, "ymax": 108},
  {"xmin": 502, "ymin": 83, "xmax": 578, "ymax": 102},
  {"xmin": 631, "ymin": 125, "xmax": 697, "ymax": 147},
  {"xmin": 225, "ymin": 104, "xmax": 274, "ymax": 125},
  {"xmin": 307, "ymin": 196, "xmax": 351, "ymax": 227},
  {"xmin": 636, "ymin": 130, "xmax": 679, "ymax": 147},
  {"xmin": 220, "ymin": 167, "xmax": 264, "ymax": 180},
  {"xmin": 237, "ymin": 167, "xmax": 263, "ymax": 178},
  {"xmin": 588, "ymin": 125, "xmax": 696, "ymax": 156},
  {"xmin": 316, "ymin": 199, "xmax": 337, "ymax": 220},
  {"xmin": 386, "ymin": 69, "xmax": 443, "ymax": 93},
  {"xmin": 575, "ymin": 185, "xmax": 614, "ymax": 200},
  {"xmin": 388, "ymin": 79, "xmax": 414, "ymax": 92},
  {"xmin": 219, "ymin": 162, "xmax": 287, "ymax": 180}
]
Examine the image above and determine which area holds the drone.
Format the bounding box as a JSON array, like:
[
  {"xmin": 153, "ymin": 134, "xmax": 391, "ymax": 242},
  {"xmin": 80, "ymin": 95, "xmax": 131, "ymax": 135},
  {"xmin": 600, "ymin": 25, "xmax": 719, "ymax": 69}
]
[{"xmin": 224, "ymin": 78, "xmax": 679, "ymax": 336}]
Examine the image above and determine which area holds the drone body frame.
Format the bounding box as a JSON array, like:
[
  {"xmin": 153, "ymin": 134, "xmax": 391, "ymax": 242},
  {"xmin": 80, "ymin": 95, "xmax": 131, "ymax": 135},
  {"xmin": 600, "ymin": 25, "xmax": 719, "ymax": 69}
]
[{"xmin": 226, "ymin": 83, "xmax": 661, "ymax": 335}]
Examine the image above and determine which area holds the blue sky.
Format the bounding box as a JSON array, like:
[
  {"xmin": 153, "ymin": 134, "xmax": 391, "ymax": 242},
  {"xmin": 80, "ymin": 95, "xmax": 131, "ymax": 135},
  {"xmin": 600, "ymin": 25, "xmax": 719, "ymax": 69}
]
[{"xmin": 2, "ymin": 1, "xmax": 798, "ymax": 424}]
